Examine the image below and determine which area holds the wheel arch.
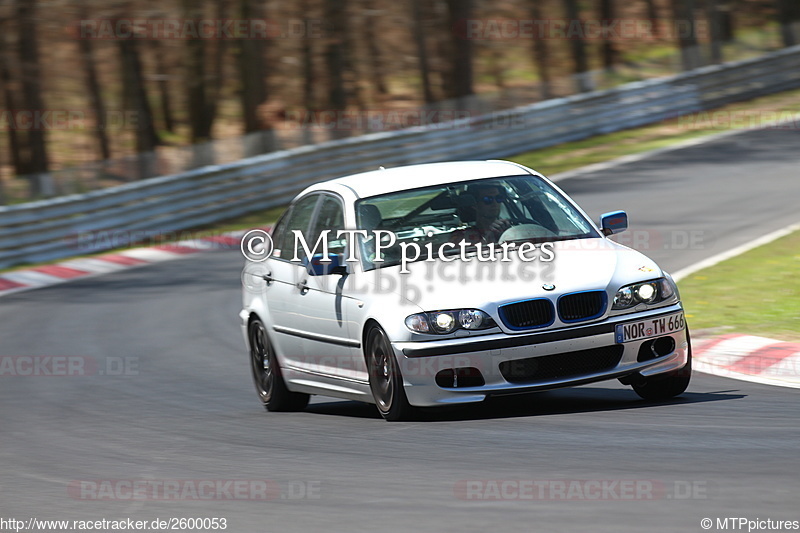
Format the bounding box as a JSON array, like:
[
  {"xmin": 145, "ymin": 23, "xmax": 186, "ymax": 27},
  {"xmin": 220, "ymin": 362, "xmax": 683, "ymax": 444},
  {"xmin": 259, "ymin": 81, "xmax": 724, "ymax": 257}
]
[
  {"xmin": 245, "ymin": 311, "xmax": 263, "ymax": 348},
  {"xmin": 361, "ymin": 318, "xmax": 382, "ymax": 362}
]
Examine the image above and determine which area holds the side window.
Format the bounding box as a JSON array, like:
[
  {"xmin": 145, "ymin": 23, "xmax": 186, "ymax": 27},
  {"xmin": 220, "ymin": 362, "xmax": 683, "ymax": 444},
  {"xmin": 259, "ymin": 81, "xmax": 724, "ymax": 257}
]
[
  {"xmin": 269, "ymin": 209, "xmax": 292, "ymax": 258},
  {"xmin": 307, "ymin": 196, "xmax": 346, "ymax": 257},
  {"xmin": 272, "ymin": 194, "xmax": 320, "ymax": 260}
]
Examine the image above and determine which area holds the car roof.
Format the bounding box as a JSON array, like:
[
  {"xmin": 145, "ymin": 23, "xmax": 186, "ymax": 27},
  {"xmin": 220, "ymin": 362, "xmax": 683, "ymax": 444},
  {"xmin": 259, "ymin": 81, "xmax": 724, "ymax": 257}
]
[{"xmin": 299, "ymin": 160, "xmax": 538, "ymax": 200}]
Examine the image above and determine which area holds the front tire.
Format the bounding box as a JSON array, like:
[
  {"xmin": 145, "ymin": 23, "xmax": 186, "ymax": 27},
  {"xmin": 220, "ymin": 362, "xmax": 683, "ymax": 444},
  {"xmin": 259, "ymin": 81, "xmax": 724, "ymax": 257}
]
[
  {"xmin": 365, "ymin": 325, "xmax": 414, "ymax": 421},
  {"xmin": 632, "ymin": 330, "xmax": 692, "ymax": 401},
  {"xmin": 248, "ymin": 318, "xmax": 309, "ymax": 412}
]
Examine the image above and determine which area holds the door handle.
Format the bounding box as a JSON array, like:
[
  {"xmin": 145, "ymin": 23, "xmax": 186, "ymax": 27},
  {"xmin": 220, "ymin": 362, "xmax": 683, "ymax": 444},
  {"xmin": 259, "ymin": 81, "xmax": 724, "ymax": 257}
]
[
  {"xmin": 261, "ymin": 272, "xmax": 273, "ymax": 286},
  {"xmin": 297, "ymin": 279, "xmax": 309, "ymax": 294}
]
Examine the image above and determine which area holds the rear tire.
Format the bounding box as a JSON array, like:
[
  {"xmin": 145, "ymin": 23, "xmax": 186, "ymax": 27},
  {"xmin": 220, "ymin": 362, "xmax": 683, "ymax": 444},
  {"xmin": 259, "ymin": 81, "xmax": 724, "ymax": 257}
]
[
  {"xmin": 632, "ymin": 330, "xmax": 692, "ymax": 401},
  {"xmin": 248, "ymin": 318, "xmax": 309, "ymax": 412},
  {"xmin": 365, "ymin": 325, "xmax": 415, "ymax": 421}
]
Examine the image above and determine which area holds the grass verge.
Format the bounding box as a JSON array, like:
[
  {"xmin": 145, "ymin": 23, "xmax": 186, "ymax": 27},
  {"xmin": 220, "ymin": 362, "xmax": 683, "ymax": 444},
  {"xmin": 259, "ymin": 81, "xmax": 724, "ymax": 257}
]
[{"xmin": 678, "ymin": 229, "xmax": 800, "ymax": 342}]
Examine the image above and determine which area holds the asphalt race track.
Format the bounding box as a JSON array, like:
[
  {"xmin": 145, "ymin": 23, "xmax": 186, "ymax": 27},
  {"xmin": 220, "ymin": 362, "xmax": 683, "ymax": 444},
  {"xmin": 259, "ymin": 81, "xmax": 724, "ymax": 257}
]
[{"xmin": 1, "ymin": 128, "xmax": 799, "ymax": 532}]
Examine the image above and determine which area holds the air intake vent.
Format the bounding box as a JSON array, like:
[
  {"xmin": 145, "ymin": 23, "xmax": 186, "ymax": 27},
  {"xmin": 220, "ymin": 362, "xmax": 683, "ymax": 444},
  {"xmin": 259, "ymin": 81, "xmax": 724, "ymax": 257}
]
[
  {"xmin": 499, "ymin": 345, "xmax": 624, "ymax": 383},
  {"xmin": 558, "ymin": 291, "xmax": 606, "ymax": 322},
  {"xmin": 499, "ymin": 299, "xmax": 554, "ymax": 330}
]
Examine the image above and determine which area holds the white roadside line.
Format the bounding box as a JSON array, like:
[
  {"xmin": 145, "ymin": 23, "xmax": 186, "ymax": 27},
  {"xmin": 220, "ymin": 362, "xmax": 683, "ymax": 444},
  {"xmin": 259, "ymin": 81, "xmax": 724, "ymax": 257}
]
[
  {"xmin": 548, "ymin": 115, "xmax": 799, "ymax": 183},
  {"xmin": 672, "ymin": 221, "xmax": 800, "ymax": 282}
]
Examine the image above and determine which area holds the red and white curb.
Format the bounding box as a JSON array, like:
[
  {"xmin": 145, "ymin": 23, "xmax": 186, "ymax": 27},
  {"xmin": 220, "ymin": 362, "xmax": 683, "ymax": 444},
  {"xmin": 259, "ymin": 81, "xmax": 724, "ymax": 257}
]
[
  {"xmin": 0, "ymin": 232, "xmax": 247, "ymax": 298},
  {"xmin": 693, "ymin": 334, "xmax": 800, "ymax": 389}
]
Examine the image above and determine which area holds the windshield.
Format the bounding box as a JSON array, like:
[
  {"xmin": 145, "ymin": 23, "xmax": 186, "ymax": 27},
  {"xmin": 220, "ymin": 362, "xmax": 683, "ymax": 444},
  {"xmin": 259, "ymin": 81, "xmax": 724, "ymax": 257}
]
[{"xmin": 355, "ymin": 174, "xmax": 599, "ymax": 270}]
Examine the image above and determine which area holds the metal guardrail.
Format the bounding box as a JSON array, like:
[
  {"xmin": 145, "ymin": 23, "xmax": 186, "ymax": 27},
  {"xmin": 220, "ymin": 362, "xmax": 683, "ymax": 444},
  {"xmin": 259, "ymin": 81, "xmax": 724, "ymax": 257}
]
[{"xmin": 2, "ymin": 45, "xmax": 799, "ymax": 269}]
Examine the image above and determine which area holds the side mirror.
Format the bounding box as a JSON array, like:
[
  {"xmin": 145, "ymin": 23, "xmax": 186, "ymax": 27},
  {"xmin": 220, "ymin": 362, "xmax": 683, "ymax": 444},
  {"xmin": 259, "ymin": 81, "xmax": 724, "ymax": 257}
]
[
  {"xmin": 303, "ymin": 253, "xmax": 348, "ymax": 276},
  {"xmin": 600, "ymin": 211, "xmax": 628, "ymax": 236}
]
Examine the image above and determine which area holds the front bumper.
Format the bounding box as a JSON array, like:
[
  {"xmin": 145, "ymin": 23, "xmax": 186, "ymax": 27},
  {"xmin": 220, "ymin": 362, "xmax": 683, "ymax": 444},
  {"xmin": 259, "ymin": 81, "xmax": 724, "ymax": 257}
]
[{"xmin": 392, "ymin": 303, "xmax": 690, "ymax": 407}]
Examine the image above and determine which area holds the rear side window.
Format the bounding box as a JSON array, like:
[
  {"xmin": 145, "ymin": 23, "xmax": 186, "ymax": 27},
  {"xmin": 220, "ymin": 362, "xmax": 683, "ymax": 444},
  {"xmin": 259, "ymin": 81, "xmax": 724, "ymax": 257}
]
[
  {"xmin": 306, "ymin": 196, "xmax": 346, "ymax": 257},
  {"xmin": 272, "ymin": 194, "xmax": 320, "ymax": 260}
]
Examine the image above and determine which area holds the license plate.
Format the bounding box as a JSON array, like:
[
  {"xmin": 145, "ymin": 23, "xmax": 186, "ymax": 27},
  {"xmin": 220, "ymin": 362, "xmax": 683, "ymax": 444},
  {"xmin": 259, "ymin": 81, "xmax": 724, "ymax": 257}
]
[{"xmin": 615, "ymin": 312, "xmax": 685, "ymax": 343}]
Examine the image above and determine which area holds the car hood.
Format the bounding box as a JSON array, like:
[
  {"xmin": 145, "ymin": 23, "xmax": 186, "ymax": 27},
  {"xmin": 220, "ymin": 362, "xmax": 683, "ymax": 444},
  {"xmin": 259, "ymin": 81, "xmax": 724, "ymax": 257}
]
[{"xmin": 360, "ymin": 238, "xmax": 662, "ymax": 311}]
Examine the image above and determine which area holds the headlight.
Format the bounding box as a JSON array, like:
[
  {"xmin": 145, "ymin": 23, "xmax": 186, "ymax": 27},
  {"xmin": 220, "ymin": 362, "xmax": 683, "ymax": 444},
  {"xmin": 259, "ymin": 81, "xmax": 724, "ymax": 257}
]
[
  {"xmin": 404, "ymin": 314, "xmax": 430, "ymax": 333},
  {"xmin": 613, "ymin": 278, "xmax": 676, "ymax": 310},
  {"xmin": 458, "ymin": 309, "xmax": 490, "ymax": 330},
  {"xmin": 405, "ymin": 309, "xmax": 497, "ymax": 334},
  {"xmin": 659, "ymin": 277, "xmax": 675, "ymax": 299},
  {"xmin": 636, "ymin": 282, "xmax": 657, "ymax": 303},
  {"xmin": 433, "ymin": 312, "xmax": 456, "ymax": 333},
  {"xmin": 614, "ymin": 286, "xmax": 633, "ymax": 308}
]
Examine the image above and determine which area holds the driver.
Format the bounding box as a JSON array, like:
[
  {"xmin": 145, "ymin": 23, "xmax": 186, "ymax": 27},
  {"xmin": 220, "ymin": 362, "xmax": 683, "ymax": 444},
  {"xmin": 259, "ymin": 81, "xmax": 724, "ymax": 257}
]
[{"xmin": 452, "ymin": 183, "xmax": 512, "ymax": 244}]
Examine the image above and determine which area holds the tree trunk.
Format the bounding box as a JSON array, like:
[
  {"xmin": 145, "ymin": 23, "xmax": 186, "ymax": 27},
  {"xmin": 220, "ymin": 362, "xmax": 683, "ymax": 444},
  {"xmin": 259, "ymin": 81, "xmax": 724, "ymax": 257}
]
[
  {"xmin": 412, "ymin": 0, "xmax": 435, "ymax": 104},
  {"xmin": 777, "ymin": 0, "xmax": 800, "ymax": 47},
  {"xmin": 672, "ymin": 0, "xmax": 703, "ymax": 71},
  {"xmin": 183, "ymin": 0, "xmax": 211, "ymax": 142},
  {"xmin": 431, "ymin": 1, "xmax": 451, "ymax": 100},
  {"xmin": 77, "ymin": 6, "xmax": 111, "ymax": 160},
  {"xmin": 705, "ymin": 0, "xmax": 723, "ymax": 64},
  {"xmin": 16, "ymin": 0, "xmax": 49, "ymax": 187},
  {"xmin": 362, "ymin": 0, "xmax": 388, "ymax": 98},
  {"xmin": 299, "ymin": 0, "xmax": 316, "ymax": 144},
  {"xmin": 600, "ymin": 0, "xmax": 618, "ymax": 72},
  {"xmin": 445, "ymin": 0, "xmax": 474, "ymax": 99},
  {"xmin": 487, "ymin": 46, "xmax": 506, "ymax": 91},
  {"xmin": 151, "ymin": 39, "xmax": 175, "ymax": 134},
  {"xmin": 118, "ymin": 38, "xmax": 160, "ymax": 177},
  {"xmin": 238, "ymin": 0, "xmax": 268, "ymax": 133},
  {"xmin": 301, "ymin": 0, "xmax": 315, "ymax": 110},
  {"xmin": 0, "ymin": 24, "xmax": 27, "ymax": 176},
  {"xmin": 325, "ymin": 0, "xmax": 348, "ymax": 139},
  {"xmin": 339, "ymin": 2, "xmax": 366, "ymax": 110},
  {"xmin": 563, "ymin": 0, "xmax": 591, "ymax": 92},
  {"xmin": 529, "ymin": 0, "xmax": 552, "ymax": 99},
  {"xmin": 644, "ymin": 0, "xmax": 662, "ymax": 39},
  {"xmin": 205, "ymin": 0, "xmax": 227, "ymax": 136},
  {"xmin": 717, "ymin": 0, "xmax": 734, "ymax": 43}
]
